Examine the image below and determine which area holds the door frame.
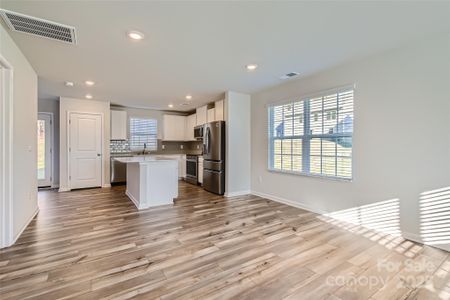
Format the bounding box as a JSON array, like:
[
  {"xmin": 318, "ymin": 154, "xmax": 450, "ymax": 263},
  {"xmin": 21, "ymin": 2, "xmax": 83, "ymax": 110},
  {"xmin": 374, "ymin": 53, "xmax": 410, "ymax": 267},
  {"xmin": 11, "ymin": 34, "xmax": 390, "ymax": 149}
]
[
  {"xmin": 0, "ymin": 54, "xmax": 14, "ymax": 248},
  {"xmin": 37, "ymin": 112, "xmax": 53, "ymax": 187},
  {"xmin": 67, "ymin": 111, "xmax": 104, "ymax": 191}
]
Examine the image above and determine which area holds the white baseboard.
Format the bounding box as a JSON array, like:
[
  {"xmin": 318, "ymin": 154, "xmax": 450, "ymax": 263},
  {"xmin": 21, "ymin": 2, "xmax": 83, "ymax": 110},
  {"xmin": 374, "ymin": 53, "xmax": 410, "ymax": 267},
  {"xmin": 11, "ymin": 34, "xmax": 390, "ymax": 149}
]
[
  {"xmin": 251, "ymin": 190, "xmax": 327, "ymax": 215},
  {"xmin": 10, "ymin": 207, "xmax": 39, "ymax": 247},
  {"xmin": 252, "ymin": 190, "xmax": 450, "ymax": 253},
  {"xmin": 402, "ymin": 231, "xmax": 450, "ymax": 252},
  {"xmin": 102, "ymin": 184, "xmax": 111, "ymax": 188},
  {"xmin": 125, "ymin": 190, "xmax": 143, "ymax": 209},
  {"xmin": 402, "ymin": 231, "xmax": 422, "ymax": 244},
  {"xmin": 58, "ymin": 187, "xmax": 70, "ymax": 192},
  {"xmin": 51, "ymin": 184, "xmax": 60, "ymax": 189},
  {"xmin": 225, "ymin": 190, "xmax": 252, "ymax": 197}
]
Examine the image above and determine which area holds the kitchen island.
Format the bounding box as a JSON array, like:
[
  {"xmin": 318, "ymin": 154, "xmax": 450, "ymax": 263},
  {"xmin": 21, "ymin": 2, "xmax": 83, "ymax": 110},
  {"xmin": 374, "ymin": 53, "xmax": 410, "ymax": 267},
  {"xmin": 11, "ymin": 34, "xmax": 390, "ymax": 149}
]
[{"xmin": 114, "ymin": 156, "xmax": 178, "ymax": 209}]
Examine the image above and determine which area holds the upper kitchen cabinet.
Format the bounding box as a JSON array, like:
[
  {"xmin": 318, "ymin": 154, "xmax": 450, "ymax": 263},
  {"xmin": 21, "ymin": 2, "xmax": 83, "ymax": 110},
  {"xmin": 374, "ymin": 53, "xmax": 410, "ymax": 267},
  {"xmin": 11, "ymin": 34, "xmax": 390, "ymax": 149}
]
[
  {"xmin": 185, "ymin": 114, "xmax": 196, "ymax": 141},
  {"xmin": 215, "ymin": 99, "xmax": 224, "ymax": 121},
  {"xmin": 163, "ymin": 114, "xmax": 186, "ymax": 141},
  {"xmin": 196, "ymin": 105, "xmax": 208, "ymax": 126},
  {"xmin": 207, "ymin": 108, "xmax": 215, "ymax": 123},
  {"xmin": 111, "ymin": 110, "xmax": 127, "ymax": 140}
]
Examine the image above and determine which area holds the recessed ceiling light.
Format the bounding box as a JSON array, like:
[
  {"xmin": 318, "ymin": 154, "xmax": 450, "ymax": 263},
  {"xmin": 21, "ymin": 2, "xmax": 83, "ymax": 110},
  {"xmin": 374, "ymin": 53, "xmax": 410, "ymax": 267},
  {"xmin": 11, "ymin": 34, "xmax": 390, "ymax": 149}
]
[
  {"xmin": 85, "ymin": 94, "xmax": 93, "ymax": 99},
  {"xmin": 246, "ymin": 64, "xmax": 258, "ymax": 71},
  {"xmin": 85, "ymin": 80, "xmax": 95, "ymax": 86},
  {"xmin": 168, "ymin": 104, "xmax": 174, "ymax": 108},
  {"xmin": 65, "ymin": 81, "xmax": 74, "ymax": 87},
  {"xmin": 185, "ymin": 95, "xmax": 192, "ymax": 100},
  {"xmin": 127, "ymin": 30, "xmax": 144, "ymax": 40}
]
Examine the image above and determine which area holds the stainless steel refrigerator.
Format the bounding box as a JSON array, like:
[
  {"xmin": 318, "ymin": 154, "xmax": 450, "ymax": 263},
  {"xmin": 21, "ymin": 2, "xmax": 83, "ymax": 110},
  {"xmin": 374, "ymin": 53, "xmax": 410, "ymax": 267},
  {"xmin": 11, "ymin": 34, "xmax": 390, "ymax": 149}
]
[{"xmin": 202, "ymin": 121, "xmax": 225, "ymax": 195}]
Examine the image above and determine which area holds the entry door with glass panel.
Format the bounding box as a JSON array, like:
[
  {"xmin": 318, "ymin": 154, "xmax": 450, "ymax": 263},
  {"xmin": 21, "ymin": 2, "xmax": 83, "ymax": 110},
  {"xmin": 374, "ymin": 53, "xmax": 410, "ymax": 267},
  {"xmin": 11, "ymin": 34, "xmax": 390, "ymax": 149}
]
[{"xmin": 37, "ymin": 113, "xmax": 52, "ymax": 187}]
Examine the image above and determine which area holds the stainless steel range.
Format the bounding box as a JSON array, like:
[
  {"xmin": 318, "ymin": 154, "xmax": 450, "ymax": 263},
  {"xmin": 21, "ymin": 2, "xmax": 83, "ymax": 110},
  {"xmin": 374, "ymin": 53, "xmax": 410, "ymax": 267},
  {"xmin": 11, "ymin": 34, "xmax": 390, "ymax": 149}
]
[{"xmin": 185, "ymin": 155, "xmax": 199, "ymax": 185}]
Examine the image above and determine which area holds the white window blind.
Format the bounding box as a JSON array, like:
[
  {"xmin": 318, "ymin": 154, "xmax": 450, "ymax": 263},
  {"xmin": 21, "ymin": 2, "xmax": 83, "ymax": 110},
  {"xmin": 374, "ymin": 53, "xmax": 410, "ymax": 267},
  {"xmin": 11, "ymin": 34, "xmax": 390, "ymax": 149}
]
[
  {"xmin": 129, "ymin": 117, "xmax": 158, "ymax": 150},
  {"xmin": 268, "ymin": 88, "xmax": 354, "ymax": 180}
]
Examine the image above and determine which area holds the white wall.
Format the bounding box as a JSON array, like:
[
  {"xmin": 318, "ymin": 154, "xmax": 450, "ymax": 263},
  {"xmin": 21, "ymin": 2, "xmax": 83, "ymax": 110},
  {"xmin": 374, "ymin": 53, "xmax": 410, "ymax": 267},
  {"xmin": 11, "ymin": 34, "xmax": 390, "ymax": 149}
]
[
  {"xmin": 225, "ymin": 91, "xmax": 251, "ymax": 196},
  {"xmin": 38, "ymin": 98, "xmax": 60, "ymax": 187},
  {"xmin": 59, "ymin": 97, "xmax": 110, "ymax": 191},
  {"xmin": 0, "ymin": 25, "xmax": 38, "ymax": 242},
  {"xmin": 251, "ymin": 34, "xmax": 450, "ymax": 250}
]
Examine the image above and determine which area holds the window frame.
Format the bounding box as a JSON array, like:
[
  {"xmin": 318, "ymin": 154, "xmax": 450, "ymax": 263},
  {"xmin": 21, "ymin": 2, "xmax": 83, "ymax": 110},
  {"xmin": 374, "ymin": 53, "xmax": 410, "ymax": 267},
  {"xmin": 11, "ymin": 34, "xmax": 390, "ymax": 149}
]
[
  {"xmin": 267, "ymin": 86, "xmax": 354, "ymax": 181},
  {"xmin": 129, "ymin": 117, "xmax": 158, "ymax": 151}
]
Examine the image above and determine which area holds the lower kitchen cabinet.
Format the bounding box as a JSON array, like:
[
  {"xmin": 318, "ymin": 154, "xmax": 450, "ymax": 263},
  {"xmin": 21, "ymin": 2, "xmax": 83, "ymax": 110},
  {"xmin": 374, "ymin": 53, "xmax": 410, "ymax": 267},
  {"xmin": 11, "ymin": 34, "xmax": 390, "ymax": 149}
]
[
  {"xmin": 154, "ymin": 154, "xmax": 186, "ymax": 179},
  {"xmin": 198, "ymin": 157, "xmax": 203, "ymax": 184}
]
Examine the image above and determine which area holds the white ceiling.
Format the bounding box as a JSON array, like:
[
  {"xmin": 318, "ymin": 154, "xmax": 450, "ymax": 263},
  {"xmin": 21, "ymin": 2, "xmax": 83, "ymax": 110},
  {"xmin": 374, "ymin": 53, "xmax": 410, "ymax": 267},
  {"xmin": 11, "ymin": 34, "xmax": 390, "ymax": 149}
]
[{"xmin": 1, "ymin": 1, "xmax": 449, "ymax": 111}]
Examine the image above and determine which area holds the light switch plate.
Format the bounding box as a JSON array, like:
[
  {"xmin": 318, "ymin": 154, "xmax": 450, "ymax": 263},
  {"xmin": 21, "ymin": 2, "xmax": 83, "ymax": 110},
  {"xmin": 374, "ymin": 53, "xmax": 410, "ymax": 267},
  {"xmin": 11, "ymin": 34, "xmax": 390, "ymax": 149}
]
[{"xmin": 162, "ymin": 144, "xmax": 165, "ymax": 150}]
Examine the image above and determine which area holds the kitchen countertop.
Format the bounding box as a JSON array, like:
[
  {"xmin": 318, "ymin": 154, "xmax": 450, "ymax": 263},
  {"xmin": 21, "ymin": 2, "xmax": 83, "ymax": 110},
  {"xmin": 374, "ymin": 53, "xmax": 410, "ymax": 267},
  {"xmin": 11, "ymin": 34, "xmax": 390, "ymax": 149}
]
[
  {"xmin": 114, "ymin": 156, "xmax": 178, "ymax": 164},
  {"xmin": 111, "ymin": 151, "xmax": 202, "ymax": 156}
]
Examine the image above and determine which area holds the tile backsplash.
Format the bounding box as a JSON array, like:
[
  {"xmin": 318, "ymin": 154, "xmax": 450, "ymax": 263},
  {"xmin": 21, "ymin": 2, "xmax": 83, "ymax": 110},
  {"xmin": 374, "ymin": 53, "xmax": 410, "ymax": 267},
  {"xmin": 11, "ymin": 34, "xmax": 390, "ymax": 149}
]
[
  {"xmin": 110, "ymin": 140, "xmax": 130, "ymax": 153},
  {"xmin": 110, "ymin": 139, "xmax": 202, "ymax": 155}
]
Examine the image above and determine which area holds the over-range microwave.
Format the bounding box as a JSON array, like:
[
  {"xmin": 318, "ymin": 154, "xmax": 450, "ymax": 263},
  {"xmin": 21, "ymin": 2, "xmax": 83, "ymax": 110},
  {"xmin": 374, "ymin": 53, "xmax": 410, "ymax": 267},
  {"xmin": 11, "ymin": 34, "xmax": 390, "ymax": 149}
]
[{"xmin": 194, "ymin": 125, "xmax": 203, "ymax": 140}]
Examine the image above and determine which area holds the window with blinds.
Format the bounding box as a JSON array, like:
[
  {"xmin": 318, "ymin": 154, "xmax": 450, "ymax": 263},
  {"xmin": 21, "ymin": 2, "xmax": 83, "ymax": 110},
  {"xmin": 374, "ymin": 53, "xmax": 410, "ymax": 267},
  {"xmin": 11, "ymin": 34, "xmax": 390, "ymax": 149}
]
[
  {"xmin": 268, "ymin": 88, "xmax": 354, "ymax": 180},
  {"xmin": 129, "ymin": 118, "xmax": 158, "ymax": 150}
]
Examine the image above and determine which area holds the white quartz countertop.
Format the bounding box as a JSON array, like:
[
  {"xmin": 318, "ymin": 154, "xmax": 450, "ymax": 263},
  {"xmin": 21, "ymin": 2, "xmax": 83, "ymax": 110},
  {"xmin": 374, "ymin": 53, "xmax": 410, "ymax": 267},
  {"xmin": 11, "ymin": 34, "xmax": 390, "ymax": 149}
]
[{"xmin": 114, "ymin": 156, "xmax": 178, "ymax": 164}]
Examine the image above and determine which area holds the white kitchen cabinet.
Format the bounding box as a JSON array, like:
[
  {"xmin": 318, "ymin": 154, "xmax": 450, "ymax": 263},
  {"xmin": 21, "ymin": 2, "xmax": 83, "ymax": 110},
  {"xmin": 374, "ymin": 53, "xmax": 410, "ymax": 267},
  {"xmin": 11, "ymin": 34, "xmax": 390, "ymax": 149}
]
[
  {"xmin": 110, "ymin": 110, "xmax": 127, "ymax": 140},
  {"xmin": 180, "ymin": 154, "xmax": 186, "ymax": 178},
  {"xmin": 184, "ymin": 114, "xmax": 196, "ymax": 141},
  {"xmin": 196, "ymin": 105, "xmax": 208, "ymax": 126},
  {"xmin": 215, "ymin": 99, "xmax": 224, "ymax": 121},
  {"xmin": 153, "ymin": 154, "xmax": 186, "ymax": 178},
  {"xmin": 207, "ymin": 108, "xmax": 215, "ymax": 123},
  {"xmin": 163, "ymin": 114, "xmax": 186, "ymax": 141},
  {"xmin": 198, "ymin": 157, "xmax": 203, "ymax": 184}
]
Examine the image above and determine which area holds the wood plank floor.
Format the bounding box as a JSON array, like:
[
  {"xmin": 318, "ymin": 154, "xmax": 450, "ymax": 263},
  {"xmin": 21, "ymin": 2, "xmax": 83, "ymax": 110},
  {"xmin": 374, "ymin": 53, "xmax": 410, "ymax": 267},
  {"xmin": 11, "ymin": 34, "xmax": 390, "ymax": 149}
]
[{"xmin": 1, "ymin": 182, "xmax": 449, "ymax": 300}]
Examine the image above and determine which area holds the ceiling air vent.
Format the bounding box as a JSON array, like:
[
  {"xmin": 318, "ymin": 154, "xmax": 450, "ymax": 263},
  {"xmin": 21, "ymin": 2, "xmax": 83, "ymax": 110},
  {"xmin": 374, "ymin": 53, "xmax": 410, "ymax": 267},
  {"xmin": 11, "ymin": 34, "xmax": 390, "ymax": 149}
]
[
  {"xmin": 0, "ymin": 9, "xmax": 76, "ymax": 44},
  {"xmin": 280, "ymin": 72, "xmax": 300, "ymax": 80}
]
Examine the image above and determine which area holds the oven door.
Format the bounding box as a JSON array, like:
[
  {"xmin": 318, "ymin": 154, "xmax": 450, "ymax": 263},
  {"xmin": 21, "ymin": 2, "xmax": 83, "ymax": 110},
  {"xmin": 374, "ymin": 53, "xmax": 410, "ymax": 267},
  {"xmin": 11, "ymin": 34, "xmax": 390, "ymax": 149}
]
[{"xmin": 185, "ymin": 159, "xmax": 198, "ymax": 184}]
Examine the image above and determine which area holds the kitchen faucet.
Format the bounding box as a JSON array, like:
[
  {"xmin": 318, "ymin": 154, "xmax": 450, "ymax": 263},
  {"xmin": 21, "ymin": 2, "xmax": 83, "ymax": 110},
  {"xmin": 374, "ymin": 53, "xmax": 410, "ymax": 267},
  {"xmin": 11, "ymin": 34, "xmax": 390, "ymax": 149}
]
[{"xmin": 142, "ymin": 143, "xmax": 147, "ymax": 155}]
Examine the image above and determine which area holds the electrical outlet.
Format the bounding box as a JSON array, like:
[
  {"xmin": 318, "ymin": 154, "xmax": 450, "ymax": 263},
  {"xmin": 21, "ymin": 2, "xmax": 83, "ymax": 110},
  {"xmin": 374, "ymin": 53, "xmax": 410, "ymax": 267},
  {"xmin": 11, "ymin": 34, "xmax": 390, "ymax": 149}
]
[
  {"xmin": 180, "ymin": 144, "xmax": 184, "ymax": 149},
  {"xmin": 197, "ymin": 145, "xmax": 200, "ymax": 149},
  {"xmin": 162, "ymin": 144, "xmax": 165, "ymax": 150},
  {"xmin": 258, "ymin": 175, "xmax": 263, "ymax": 183}
]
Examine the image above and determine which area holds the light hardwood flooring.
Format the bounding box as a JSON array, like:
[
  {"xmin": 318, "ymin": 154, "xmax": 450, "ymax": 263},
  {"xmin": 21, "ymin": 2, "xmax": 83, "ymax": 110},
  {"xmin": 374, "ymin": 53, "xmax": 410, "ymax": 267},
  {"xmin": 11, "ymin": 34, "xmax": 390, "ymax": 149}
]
[{"xmin": 0, "ymin": 182, "xmax": 449, "ymax": 300}]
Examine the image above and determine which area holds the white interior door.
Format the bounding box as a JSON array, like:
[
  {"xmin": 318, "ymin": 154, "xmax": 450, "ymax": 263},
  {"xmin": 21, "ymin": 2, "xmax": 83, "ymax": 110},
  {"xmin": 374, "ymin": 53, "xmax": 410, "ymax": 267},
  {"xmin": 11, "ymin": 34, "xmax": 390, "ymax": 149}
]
[
  {"xmin": 37, "ymin": 113, "xmax": 52, "ymax": 187},
  {"xmin": 69, "ymin": 113, "xmax": 102, "ymax": 189}
]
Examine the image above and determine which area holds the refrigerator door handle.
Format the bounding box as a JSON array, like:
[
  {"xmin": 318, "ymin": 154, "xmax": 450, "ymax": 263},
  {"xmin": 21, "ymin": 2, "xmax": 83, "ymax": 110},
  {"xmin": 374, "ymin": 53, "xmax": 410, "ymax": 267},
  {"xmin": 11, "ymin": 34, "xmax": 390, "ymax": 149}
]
[
  {"xmin": 208, "ymin": 127, "xmax": 211, "ymax": 155},
  {"xmin": 206, "ymin": 126, "xmax": 211, "ymax": 155},
  {"xmin": 204, "ymin": 168, "xmax": 222, "ymax": 174},
  {"xmin": 203, "ymin": 126, "xmax": 208, "ymax": 154}
]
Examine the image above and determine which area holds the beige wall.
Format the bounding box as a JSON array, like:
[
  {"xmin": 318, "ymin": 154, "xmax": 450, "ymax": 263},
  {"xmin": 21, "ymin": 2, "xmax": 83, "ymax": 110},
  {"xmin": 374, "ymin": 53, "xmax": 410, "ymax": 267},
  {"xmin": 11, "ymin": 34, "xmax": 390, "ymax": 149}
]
[
  {"xmin": 59, "ymin": 97, "xmax": 110, "ymax": 191},
  {"xmin": 251, "ymin": 34, "xmax": 450, "ymax": 251},
  {"xmin": 225, "ymin": 91, "xmax": 251, "ymax": 196},
  {"xmin": 0, "ymin": 25, "xmax": 38, "ymax": 241}
]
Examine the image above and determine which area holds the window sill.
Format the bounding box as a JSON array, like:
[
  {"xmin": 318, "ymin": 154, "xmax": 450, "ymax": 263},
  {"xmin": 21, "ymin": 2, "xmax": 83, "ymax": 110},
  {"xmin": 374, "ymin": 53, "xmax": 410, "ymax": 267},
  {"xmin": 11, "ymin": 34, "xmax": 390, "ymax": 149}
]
[{"xmin": 267, "ymin": 168, "xmax": 353, "ymax": 182}]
